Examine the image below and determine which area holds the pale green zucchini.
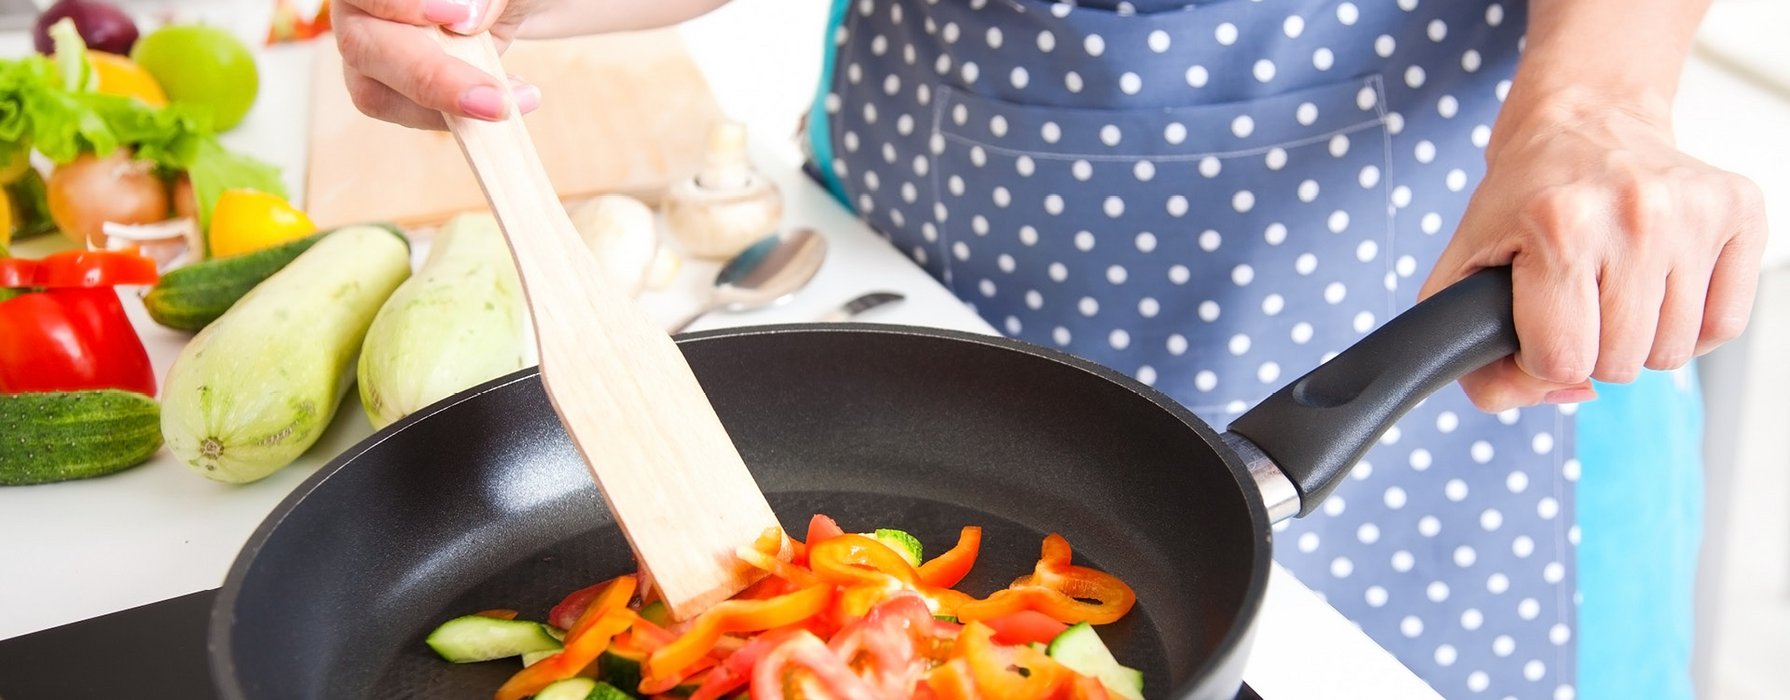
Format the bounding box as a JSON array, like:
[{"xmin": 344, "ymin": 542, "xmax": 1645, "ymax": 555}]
[
  {"xmin": 160, "ymin": 225, "xmax": 411, "ymax": 483},
  {"xmin": 357, "ymin": 212, "xmax": 526, "ymax": 429}
]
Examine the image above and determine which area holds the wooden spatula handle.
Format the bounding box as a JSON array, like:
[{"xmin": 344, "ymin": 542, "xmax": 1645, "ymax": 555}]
[
  {"xmin": 428, "ymin": 30, "xmax": 785, "ymax": 619},
  {"xmin": 429, "ymin": 32, "xmax": 592, "ymax": 292}
]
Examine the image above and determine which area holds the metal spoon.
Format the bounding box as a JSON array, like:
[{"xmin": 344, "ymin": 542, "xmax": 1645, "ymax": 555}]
[{"xmin": 670, "ymin": 228, "xmax": 829, "ymax": 333}]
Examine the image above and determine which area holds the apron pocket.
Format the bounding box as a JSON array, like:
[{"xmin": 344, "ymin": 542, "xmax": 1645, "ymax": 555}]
[{"xmin": 927, "ymin": 74, "xmax": 1395, "ymax": 421}]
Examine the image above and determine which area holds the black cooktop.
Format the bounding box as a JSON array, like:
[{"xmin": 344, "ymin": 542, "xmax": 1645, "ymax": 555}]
[{"xmin": 0, "ymin": 590, "xmax": 1262, "ymax": 699}]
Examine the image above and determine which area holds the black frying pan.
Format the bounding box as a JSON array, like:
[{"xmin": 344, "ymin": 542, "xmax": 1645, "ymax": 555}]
[{"xmin": 210, "ymin": 267, "xmax": 1517, "ymax": 700}]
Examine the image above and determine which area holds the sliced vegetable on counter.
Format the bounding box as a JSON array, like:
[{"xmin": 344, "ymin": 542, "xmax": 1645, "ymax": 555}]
[
  {"xmin": 206, "ymin": 188, "xmax": 315, "ymax": 258},
  {"xmin": 358, "ymin": 212, "xmax": 524, "ymax": 429},
  {"xmin": 161, "ymin": 225, "xmax": 411, "ymax": 483},
  {"xmin": 1, "ymin": 389, "xmax": 162, "ymax": 486},
  {"xmin": 0, "ymin": 249, "xmax": 159, "ymax": 395},
  {"xmin": 143, "ymin": 222, "xmax": 405, "ymax": 332}
]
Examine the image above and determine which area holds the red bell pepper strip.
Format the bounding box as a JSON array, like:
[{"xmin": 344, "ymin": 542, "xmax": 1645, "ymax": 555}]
[
  {"xmin": 956, "ymin": 534, "xmax": 1136, "ymax": 625},
  {"xmin": 644, "ymin": 583, "xmax": 833, "ymax": 684},
  {"xmin": 639, "ymin": 656, "xmax": 717, "ymax": 695},
  {"xmin": 917, "ymin": 526, "xmax": 982, "ymax": 588},
  {"xmin": 807, "ymin": 534, "xmax": 976, "ymax": 619},
  {"xmin": 548, "ymin": 574, "xmax": 639, "ymax": 632},
  {"xmin": 32, "ymin": 251, "xmax": 159, "ymax": 287},
  {"xmin": 1069, "ymin": 673, "xmax": 1114, "ymax": 700},
  {"xmin": 495, "ymin": 608, "xmax": 635, "ymax": 700},
  {"xmin": 925, "ymin": 658, "xmax": 979, "ymax": 700},
  {"xmin": 549, "ymin": 580, "xmax": 612, "ymax": 631},
  {"xmin": 0, "ymin": 288, "xmax": 156, "ymax": 395},
  {"xmin": 495, "ymin": 576, "xmax": 638, "ymax": 700},
  {"xmin": 955, "ymin": 621, "xmax": 1070, "ymax": 700},
  {"xmin": 981, "ymin": 610, "xmax": 1070, "ymax": 647},
  {"xmin": 471, "ymin": 609, "xmax": 519, "ymax": 620}
]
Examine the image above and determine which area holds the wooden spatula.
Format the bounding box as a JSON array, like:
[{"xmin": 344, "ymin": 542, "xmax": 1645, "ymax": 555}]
[{"xmin": 428, "ymin": 31, "xmax": 783, "ymax": 620}]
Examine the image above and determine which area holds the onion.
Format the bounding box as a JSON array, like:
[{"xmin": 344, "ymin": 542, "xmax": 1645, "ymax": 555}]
[
  {"xmin": 33, "ymin": 0, "xmax": 139, "ymax": 56},
  {"xmin": 48, "ymin": 150, "xmax": 170, "ymax": 247}
]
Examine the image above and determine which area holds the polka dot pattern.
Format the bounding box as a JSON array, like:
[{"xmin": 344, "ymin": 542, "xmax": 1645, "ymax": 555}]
[{"xmin": 817, "ymin": 2, "xmax": 1569, "ymax": 698}]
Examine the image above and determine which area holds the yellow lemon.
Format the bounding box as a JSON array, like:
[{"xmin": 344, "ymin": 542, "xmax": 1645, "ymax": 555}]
[{"xmin": 208, "ymin": 189, "xmax": 315, "ymax": 258}]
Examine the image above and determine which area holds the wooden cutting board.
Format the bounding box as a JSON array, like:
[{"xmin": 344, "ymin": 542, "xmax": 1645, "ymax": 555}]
[{"xmin": 304, "ymin": 29, "xmax": 725, "ymax": 229}]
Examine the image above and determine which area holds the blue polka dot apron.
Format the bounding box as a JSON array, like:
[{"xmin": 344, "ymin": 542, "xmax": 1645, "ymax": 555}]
[{"xmin": 804, "ymin": 2, "xmax": 1584, "ymax": 697}]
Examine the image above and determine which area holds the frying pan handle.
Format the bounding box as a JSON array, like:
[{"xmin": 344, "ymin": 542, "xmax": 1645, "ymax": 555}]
[{"xmin": 1226, "ymin": 266, "xmax": 1517, "ymax": 518}]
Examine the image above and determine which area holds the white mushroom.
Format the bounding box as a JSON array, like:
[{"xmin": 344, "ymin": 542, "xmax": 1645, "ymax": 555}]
[
  {"xmin": 568, "ymin": 194, "xmax": 660, "ymax": 297},
  {"xmin": 661, "ymin": 121, "xmax": 783, "ymax": 259}
]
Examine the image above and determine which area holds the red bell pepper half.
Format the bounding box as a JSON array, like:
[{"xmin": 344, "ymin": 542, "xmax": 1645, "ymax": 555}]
[
  {"xmin": 0, "ymin": 250, "xmax": 160, "ymax": 289},
  {"xmin": 0, "ymin": 287, "xmax": 156, "ymax": 395}
]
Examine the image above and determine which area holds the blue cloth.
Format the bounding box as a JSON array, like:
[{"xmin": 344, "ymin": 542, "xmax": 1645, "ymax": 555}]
[
  {"xmin": 1576, "ymin": 370, "xmax": 1704, "ymax": 700},
  {"xmin": 806, "ymin": 2, "xmax": 1701, "ymax": 698}
]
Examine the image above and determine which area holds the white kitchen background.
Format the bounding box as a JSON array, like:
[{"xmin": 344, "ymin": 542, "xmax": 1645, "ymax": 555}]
[{"xmin": 680, "ymin": 0, "xmax": 1790, "ymax": 697}]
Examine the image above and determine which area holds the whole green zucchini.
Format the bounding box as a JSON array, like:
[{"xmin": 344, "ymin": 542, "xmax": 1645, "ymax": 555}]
[
  {"xmin": 143, "ymin": 222, "xmax": 408, "ymax": 332},
  {"xmin": 358, "ymin": 213, "xmax": 526, "ymax": 429},
  {"xmin": 161, "ymin": 225, "xmax": 412, "ymax": 483},
  {"xmin": 1, "ymin": 390, "xmax": 162, "ymax": 486}
]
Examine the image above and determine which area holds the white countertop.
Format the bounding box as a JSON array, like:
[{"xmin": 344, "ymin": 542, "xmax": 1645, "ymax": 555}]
[{"xmin": 0, "ymin": 7, "xmax": 1439, "ymax": 698}]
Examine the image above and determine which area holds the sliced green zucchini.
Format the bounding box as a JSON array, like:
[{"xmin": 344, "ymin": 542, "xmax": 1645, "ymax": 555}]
[
  {"xmin": 637, "ymin": 600, "xmax": 670, "ymax": 627},
  {"xmin": 871, "ymin": 528, "xmax": 923, "ymax": 566},
  {"xmin": 1046, "ymin": 622, "xmax": 1145, "ymax": 700},
  {"xmin": 425, "ymin": 615, "xmax": 561, "ymax": 663},
  {"xmin": 587, "ymin": 681, "xmax": 637, "ymax": 700},
  {"xmin": 536, "ymin": 678, "xmax": 598, "ymax": 700},
  {"xmin": 521, "ymin": 649, "xmax": 561, "ymax": 667},
  {"xmin": 597, "ymin": 647, "xmax": 644, "ymax": 695}
]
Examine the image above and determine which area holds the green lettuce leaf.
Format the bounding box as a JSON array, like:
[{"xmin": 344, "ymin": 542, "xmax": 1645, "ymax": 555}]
[{"xmin": 0, "ymin": 27, "xmax": 284, "ymax": 243}]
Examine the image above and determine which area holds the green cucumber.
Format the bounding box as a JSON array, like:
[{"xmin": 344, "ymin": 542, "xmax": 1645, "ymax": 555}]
[
  {"xmin": 160, "ymin": 225, "xmax": 411, "ymax": 483},
  {"xmin": 871, "ymin": 528, "xmax": 923, "ymax": 566},
  {"xmin": 357, "ymin": 213, "xmax": 524, "ymax": 429},
  {"xmin": 426, "ymin": 615, "xmax": 562, "ymax": 663},
  {"xmin": 637, "ymin": 600, "xmax": 670, "ymax": 627},
  {"xmin": 521, "ymin": 648, "xmax": 561, "ymax": 667},
  {"xmin": 597, "ymin": 647, "xmax": 645, "ymax": 695},
  {"xmin": 535, "ymin": 678, "xmax": 598, "ymax": 700},
  {"xmin": 0, "ymin": 390, "xmax": 161, "ymax": 486},
  {"xmin": 143, "ymin": 222, "xmax": 407, "ymax": 332},
  {"xmin": 587, "ymin": 681, "xmax": 636, "ymax": 700},
  {"xmin": 1046, "ymin": 622, "xmax": 1145, "ymax": 700}
]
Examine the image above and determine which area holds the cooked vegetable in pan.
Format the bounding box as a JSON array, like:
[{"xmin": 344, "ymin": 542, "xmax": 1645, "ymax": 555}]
[{"xmin": 427, "ymin": 514, "xmax": 1141, "ymax": 700}]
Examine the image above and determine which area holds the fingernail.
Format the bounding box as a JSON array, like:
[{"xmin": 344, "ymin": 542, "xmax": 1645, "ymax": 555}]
[
  {"xmin": 459, "ymin": 85, "xmax": 506, "ymax": 120},
  {"xmin": 449, "ymin": 0, "xmax": 486, "ymax": 33},
  {"xmin": 512, "ymin": 83, "xmax": 542, "ymax": 114},
  {"xmin": 424, "ymin": 0, "xmax": 473, "ymax": 24},
  {"xmin": 1544, "ymin": 387, "xmax": 1598, "ymax": 404}
]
